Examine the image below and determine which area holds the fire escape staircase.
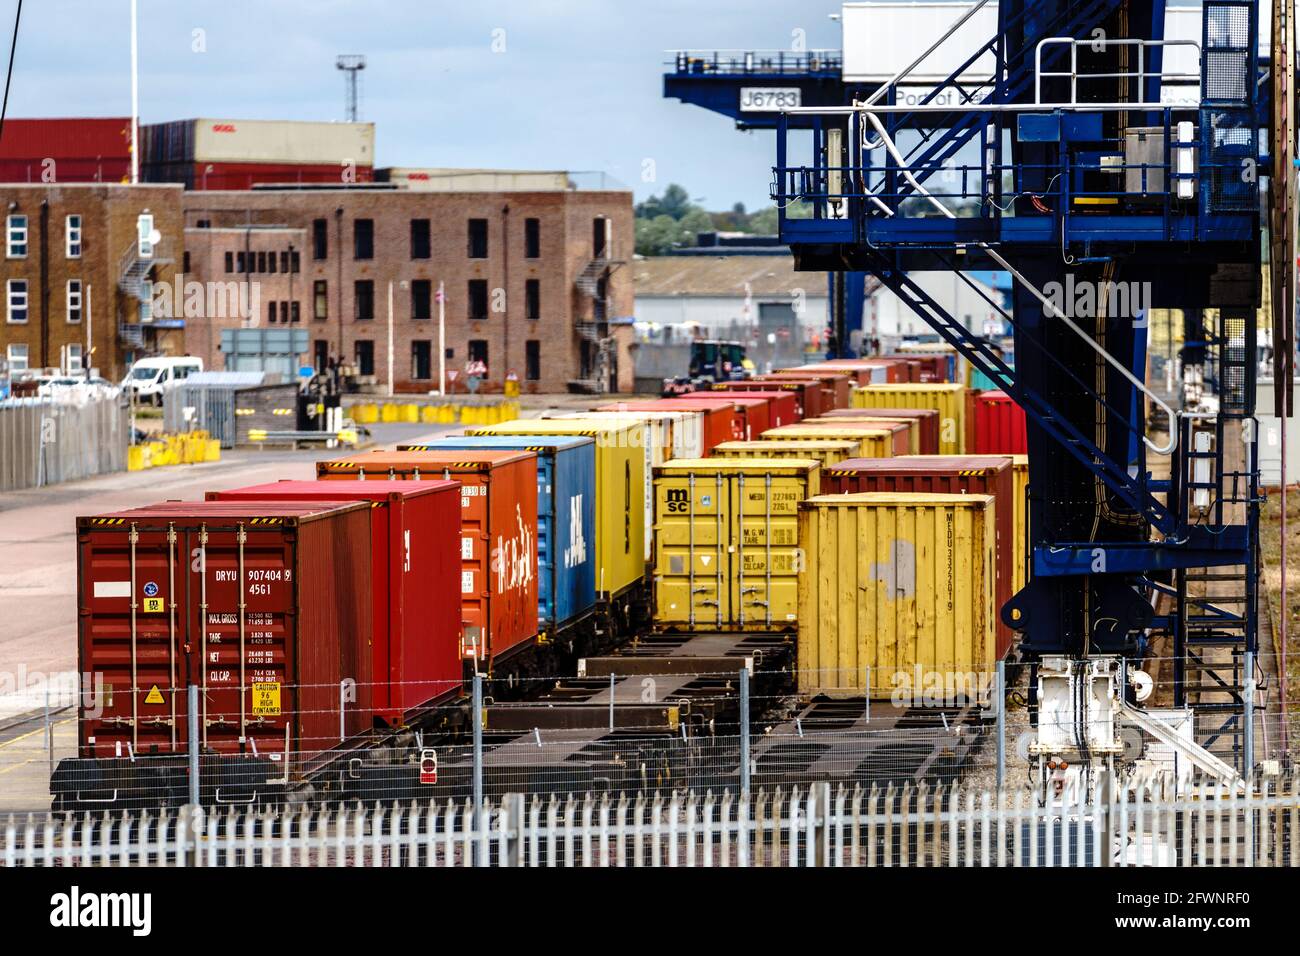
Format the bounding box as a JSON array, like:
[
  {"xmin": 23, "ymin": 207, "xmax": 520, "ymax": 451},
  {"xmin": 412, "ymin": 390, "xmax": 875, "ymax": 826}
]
[
  {"xmin": 571, "ymin": 256, "xmax": 626, "ymax": 392},
  {"xmin": 117, "ymin": 238, "xmax": 173, "ymax": 346}
]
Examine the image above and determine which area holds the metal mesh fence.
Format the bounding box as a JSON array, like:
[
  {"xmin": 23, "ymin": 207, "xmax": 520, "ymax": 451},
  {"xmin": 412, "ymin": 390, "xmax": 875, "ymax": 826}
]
[{"xmin": 0, "ymin": 394, "xmax": 128, "ymax": 491}]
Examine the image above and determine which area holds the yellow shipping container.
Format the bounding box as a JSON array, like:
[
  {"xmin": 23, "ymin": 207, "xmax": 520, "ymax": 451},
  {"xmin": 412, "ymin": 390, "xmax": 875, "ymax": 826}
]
[
  {"xmin": 761, "ymin": 424, "xmax": 894, "ymax": 459},
  {"xmin": 654, "ymin": 458, "xmax": 820, "ymax": 631},
  {"xmin": 851, "ymin": 383, "xmax": 968, "ymax": 454},
  {"xmin": 1011, "ymin": 454, "xmax": 1029, "ymax": 595},
  {"xmin": 806, "ymin": 415, "xmax": 920, "ymax": 455},
  {"xmin": 711, "ymin": 439, "xmax": 859, "ymax": 470},
  {"xmin": 798, "ymin": 492, "xmax": 997, "ymax": 700},
  {"xmin": 466, "ymin": 418, "xmax": 647, "ymax": 598}
]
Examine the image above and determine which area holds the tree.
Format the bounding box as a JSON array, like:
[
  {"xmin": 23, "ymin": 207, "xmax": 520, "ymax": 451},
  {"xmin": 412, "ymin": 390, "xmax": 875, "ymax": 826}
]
[
  {"xmin": 636, "ymin": 214, "xmax": 690, "ymax": 256},
  {"xmin": 635, "ymin": 183, "xmax": 694, "ymax": 220},
  {"xmin": 679, "ymin": 207, "xmax": 715, "ymax": 241}
]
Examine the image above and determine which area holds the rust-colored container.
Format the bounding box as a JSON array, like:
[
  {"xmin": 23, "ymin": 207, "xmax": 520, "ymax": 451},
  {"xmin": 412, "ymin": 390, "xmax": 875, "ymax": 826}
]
[
  {"xmin": 764, "ymin": 371, "xmax": 853, "ymax": 409},
  {"xmin": 791, "ymin": 417, "xmax": 914, "ymax": 456},
  {"xmin": 818, "ymin": 407, "xmax": 942, "ymax": 455},
  {"xmin": 711, "ymin": 379, "xmax": 822, "ymax": 418},
  {"xmin": 783, "ymin": 363, "xmax": 875, "ymax": 386},
  {"xmin": 821, "ymin": 455, "xmax": 1017, "ymax": 659},
  {"xmin": 856, "ymin": 359, "xmax": 914, "ymax": 383},
  {"xmin": 76, "ymin": 501, "xmax": 373, "ymax": 762},
  {"xmin": 966, "ymin": 389, "xmax": 1028, "ymax": 455},
  {"xmin": 880, "ymin": 353, "xmax": 949, "ymax": 383},
  {"xmin": 316, "ymin": 451, "xmax": 539, "ymax": 669},
  {"xmin": 656, "ymin": 395, "xmax": 769, "ymax": 440},
  {"xmin": 208, "ymin": 481, "xmax": 463, "ymax": 723},
  {"xmin": 698, "ymin": 389, "xmax": 800, "ymax": 427},
  {"xmin": 607, "ymin": 399, "xmax": 736, "ymax": 452}
]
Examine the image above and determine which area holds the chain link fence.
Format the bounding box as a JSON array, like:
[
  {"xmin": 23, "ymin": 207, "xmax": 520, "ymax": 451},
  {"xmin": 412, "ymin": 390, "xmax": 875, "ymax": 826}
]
[{"xmin": 0, "ymin": 393, "xmax": 128, "ymax": 491}]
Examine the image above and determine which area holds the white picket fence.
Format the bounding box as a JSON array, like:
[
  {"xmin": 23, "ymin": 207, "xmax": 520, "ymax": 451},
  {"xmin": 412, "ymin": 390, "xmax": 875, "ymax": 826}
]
[{"xmin": 5, "ymin": 780, "xmax": 1299, "ymax": 867}]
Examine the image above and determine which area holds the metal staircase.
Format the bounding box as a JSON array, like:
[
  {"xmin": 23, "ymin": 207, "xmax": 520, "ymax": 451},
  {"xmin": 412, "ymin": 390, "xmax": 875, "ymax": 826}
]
[{"xmin": 571, "ymin": 257, "xmax": 625, "ymax": 394}]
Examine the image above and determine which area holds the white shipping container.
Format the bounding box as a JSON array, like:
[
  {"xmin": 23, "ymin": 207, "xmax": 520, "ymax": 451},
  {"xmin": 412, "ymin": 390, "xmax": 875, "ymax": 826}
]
[
  {"xmin": 379, "ymin": 168, "xmax": 571, "ymax": 192},
  {"xmin": 182, "ymin": 119, "xmax": 374, "ymax": 165}
]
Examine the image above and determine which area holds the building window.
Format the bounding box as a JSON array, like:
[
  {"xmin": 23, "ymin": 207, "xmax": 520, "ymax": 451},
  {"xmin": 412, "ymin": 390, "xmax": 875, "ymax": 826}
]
[
  {"xmin": 354, "ymin": 218, "xmax": 374, "ymax": 260},
  {"xmin": 468, "ymin": 339, "xmax": 488, "ymax": 372},
  {"xmin": 411, "ymin": 340, "xmax": 432, "ymax": 380},
  {"xmin": 468, "ymin": 218, "xmax": 488, "ymax": 259},
  {"xmin": 224, "ymin": 251, "xmax": 234, "ymax": 273},
  {"xmin": 410, "ymin": 218, "xmax": 431, "ymax": 259},
  {"xmin": 267, "ymin": 300, "xmax": 277, "ymax": 324},
  {"xmin": 279, "ymin": 301, "xmax": 289, "ymax": 324},
  {"xmin": 267, "ymin": 251, "xmax": 277, "ymax": 274},
  {"xmin": 66, "ymin": 280, "xmax": 82, "ymax": 324},
  {"xmin": 279, "ymin": 251, "xmax": 289, "ymax": 273},
  {"xmin": 66, "ymin": 215, "xmax": 82, "ymax": 258},
  {"xmin": 7, "ymin": 215, "xmax": 27, "ymax": 258},
  {"xmin": 290, "ymin": 249, "xmax": 300, "ymax": 272},
  {"xmin": 314, "ymin": 339, "xmax": 329, "ymax": 372},
  {"xmin": 525, "ymin": 279, "xmax": 540, "ymax": 320},
  {"xmin": 6, "ymin": 343, "xmax": 28, "ymax": 372},
  {"xmin": 257, "ymin": 251, "xmax": 268, "ymax": 273},
  {"xmin": 525, "ymin": 340, "xmax": 540, "ymax": 381},
  {"xmin": 183, "ymin": 251, "xmax": 191, "ymax": 273},
  {"xmin": 290, "ymin": 301, "xmax": 300, "ymax": 323},
  {"xmin": 524, "ymin": 218, "xmax": 540, "ymax": 259},
  {"xmin": 468, "ymin": 279, "xmax": 488, "ymax": 320},
  {"xmin": 312, "ymin": 218, "xmax": 328, "ymax": 259},
  {"xmin": 63, "ymin": 343, "xmax": 83, "ymax": 374},
  {"xmin": 6, "ymin": 279, "xmax": 27, "ymax": 323},
  {"xmin": 314, "ymin": 280, "xmax": 328, "ymax": 320},
  {"xmin": 411, "ymin": 279, "xmax": 432, "ymax": 320},
  {"xmin": 354, "ymin": 339, "xmax": 375, "ymax": 376},
  {"xmin": 355, "ymin": 279, "xmax": 375, "ymax": 320},
  {"xmin": 236, "ymin": 251, "xmax": 247, "ymax": 273}
]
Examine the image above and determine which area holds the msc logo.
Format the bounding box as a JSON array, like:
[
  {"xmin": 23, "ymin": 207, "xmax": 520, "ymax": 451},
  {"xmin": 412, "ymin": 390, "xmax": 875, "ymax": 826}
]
[
  {"xmin": 563, "ymin": 495, "xmax": 587, "ymax": 568},
  {"xmin": 665, "ymin": 488, "xmax": 689, "ymax": 513}
]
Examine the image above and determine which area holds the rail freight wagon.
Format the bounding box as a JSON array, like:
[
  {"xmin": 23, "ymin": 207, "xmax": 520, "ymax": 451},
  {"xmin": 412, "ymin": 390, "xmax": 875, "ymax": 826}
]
[
  {"xmin": 797, "ymin": 493, "xmax": 998, "ymax": 700},
  {"xmin": 316, "ymin": 451, "xmax": 539, "ymax": 673},
  {"xmin": 851, "ymin": 383, "xmax": 968, "ymax": 454},
  {"xmin": 818, "ymin": 407, "xmax": 942, "ymax": 455},
  {"xmin": 710, "ymin": 439, "xmax": 860, "ymax": 470},
  {"xmin": 761, "ymin": 424, "xmax": 897, "ymax": 459},
  {"xmin": 207, "ymin": 481, "xmax": 463, "ymax": 723},
  {"xmin": 53, "ymin": 500, "xmax": 374, "ymax": 809},
  {"xmin": 789, "ymin": 416, "xmax": 917, "ymax": 455},
  {"xmin": 965, "ymin": 389, "xmax": 1029, "ymax": 455},
  {"xmin": 653, "ymin": 458, "xmax": 821, "ymax": 631},
  {"xmin": 465, "ymin": 420, "xmax": 648, "ymax": 604},
  {"xmin": 397, "ymin": 436, "xmax": 598, "ymax": 645},
  {"xmin": 711, "ymin": 378, "xmax": 821, "ymax": 418},
  {"xmin": 820, "ymin": 456, "xmax": 1018, "ymax": 659}
]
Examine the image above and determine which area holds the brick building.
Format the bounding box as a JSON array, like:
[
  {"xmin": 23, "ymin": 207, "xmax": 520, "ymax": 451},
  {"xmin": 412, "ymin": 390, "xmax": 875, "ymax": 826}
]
[
  {"xmin": 181, "ymin": 185, "xmax": 635, "ymax": 393},
  {"xmin": 0, "ymin": 183, "xmax": 185, "ymax": 381}
]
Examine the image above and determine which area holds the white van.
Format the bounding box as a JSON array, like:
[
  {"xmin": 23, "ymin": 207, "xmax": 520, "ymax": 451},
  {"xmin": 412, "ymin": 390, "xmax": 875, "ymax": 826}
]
[{"xmin": 121, "ymin": 356, "xmax": 204, "ymax": 405}]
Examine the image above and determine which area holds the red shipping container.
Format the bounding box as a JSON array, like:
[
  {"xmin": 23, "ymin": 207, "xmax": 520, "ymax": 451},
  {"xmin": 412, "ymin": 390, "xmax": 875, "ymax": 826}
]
[
  {"xmin": 707, "ymin": 389, "xmax": 801, "ymax": 426},
  {"xmin": 782, "ymin": 363, "xmax": 875, "ymax": 386},
  {"xmin": 656, "ymin": 395, "xmax": 770, "ymax": 441},
  {"xmin": 880, "ymin": 353, "xmax": 949, "ymax": 383},
  {"xmin": 854, "ymin": 359, "xmax": 914, "ymax": 384},
  {"xmin": 821, "ymin": 455, "xmax": 1017, "ymax": 658},
  {"xmin": 149, "ymin": 160, "xmax": 375, "ymax": 190},
  {"xmin": 710, "ymin": 379, "xmax": 821, "ymax": 418},
  {"xmin": 627, "ymin": 399, "xmax": 742, "ymax": 451},
  {"xmin": 966, "ymin": 390, "xmax": 1028, "ymax": 455},
  {"xmin": 819, "ymin": 407, "xmax": 942, "ymax": 455},
  {"xmin": 0, "ymin": 118, "xmax": 132, "ymax": 183},
  {"xmin": 794, "ymin": 417, "xmax": 912, "ymax": 456},
  {"xmin": 765, "ymin": 371, "xmax": 853, "ymax": 409},
  {"xmin": 316, "ymin": 451, "xmax": 538, "ymax": 669},
  {"xmin": 208, "ymin": 480, "xmax": 463, "ymax": 723},
  {"xmin": 76, "ymin": 501, "xmax": 373, "ymax": 762}
]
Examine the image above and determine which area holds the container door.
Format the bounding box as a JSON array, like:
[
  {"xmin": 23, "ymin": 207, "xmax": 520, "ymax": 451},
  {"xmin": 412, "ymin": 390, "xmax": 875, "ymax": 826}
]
[
  {"xmin": 534, "ymin": 452, "xmax": 556, "ymax": 629},
  {"xmin": 732, "ymin": 471, "xmax": 806, "ymax": 628},
  {"xmin": 654, "ymin": 470, "xmax": 728, "ymax": 628},
  {"xmin": 456, "ymin": 476, "xmax": 489, "ymax": 660}
]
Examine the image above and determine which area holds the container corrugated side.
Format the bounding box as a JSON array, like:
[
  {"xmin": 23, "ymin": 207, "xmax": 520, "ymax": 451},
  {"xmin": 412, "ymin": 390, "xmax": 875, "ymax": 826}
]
[
  {"xmin": 818, "ymin": 407, "xmax": 941, "ymax": 455},
  {"xmin": 466, "ymin": 420, "xmax": 647, "ymax": 599},
  {"xmin": 188, "ymin": 118, "xmax": 375, "ymax": 164},
  {"xmin": 711, "ymin": 379, "xmax": 820, "ymax": 418},
  {"xmin": 851, "ymin": 383, "xmax": 968, "ymax": 454},
  {"xmin": 207, "ymin": 480, "xmax": 463, "ymax": 720},
  {"xmin": 765, "ymin": 372, "xmax": 852, "ymax": 409},
  {"xmin": 793, "ymin": 416, "xmax": 915, "ymax": 455},
  {"xmin": 76, "ymin": 502, "xmax": 373, "ymax": 763},
  {"xmin": 797, "ymin": 492, "xmax": 997, "ymax": 700},
  {"xmin": 1011, "ymin": 454, "xmax": 1029, "ymax": 597},
  {"xmin": 654, "ymin": 458, "xmax": 820, "ymax": 631},
  {"xmin": 761, "ymin": 424, "xmax": 895, "ymax": 459},
  {"xmin": 711, "ymin": 439, "xmax": 860, "ymax": 470},
  {"xmin": 398, "ymin": 436, "xmax": 599, "ymax": 632},
  {"xmin": 966, "ymin": 389, "xmax": 1028, "ymax": 455},
  {"xmin": 595, "ymin": 402, "xmax": 706, "ymax": 457}
]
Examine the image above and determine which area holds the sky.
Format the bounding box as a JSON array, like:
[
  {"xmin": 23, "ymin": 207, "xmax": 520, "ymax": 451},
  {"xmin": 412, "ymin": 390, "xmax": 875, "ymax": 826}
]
[{"xmin": 0, "ymin": 0, "xmax": 843, "ymax": 209}]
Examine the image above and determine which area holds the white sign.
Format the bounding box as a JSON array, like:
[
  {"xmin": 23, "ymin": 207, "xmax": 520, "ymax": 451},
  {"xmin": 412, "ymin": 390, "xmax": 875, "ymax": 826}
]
[
  {"xmin": 739, "ymin": 87, "xmax": 802, "ymax": 112},
  {"xmin": 40, "ymin": 417, "xmax": 55, "ymax": 445}
]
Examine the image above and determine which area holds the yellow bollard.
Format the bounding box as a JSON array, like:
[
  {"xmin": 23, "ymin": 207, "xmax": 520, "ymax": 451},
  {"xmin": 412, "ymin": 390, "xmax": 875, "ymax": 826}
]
[
  {"xmin": 205, "ymin": 439, "xmax": 222, "ymax": 462},
  {"xmin": 352, "ymin": 403, "xmax": 378, "ymax": 424},
  {"xmin": 420, "ymin": 405, "xmax": 437, "ymax": 423},
  {"xmin": 381, "ymin": 403, "xmax": 399, "ymax": 423},
  {"xmin": 128, "ymin": 445, "xmax": 146, "ymax": 472},
  {"xmin": 401, "ymin": 403, "xmax": 420, "ymax": 423}
]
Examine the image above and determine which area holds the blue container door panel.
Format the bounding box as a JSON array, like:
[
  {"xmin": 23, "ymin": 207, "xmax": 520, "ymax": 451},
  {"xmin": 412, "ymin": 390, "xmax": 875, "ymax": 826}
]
[
  {"xmin": 554, "ymin": 442, "xmax": 597, "ymax": 628},
  {"xmin": 534, "ymin": 450, "xmax": 558, "ymax": 629}
]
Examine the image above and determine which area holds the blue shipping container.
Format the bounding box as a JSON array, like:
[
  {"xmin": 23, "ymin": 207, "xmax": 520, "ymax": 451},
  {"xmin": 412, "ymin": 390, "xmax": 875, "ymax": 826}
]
[{"xmin": 400, "ymin": 435, "xmax": 597, "ymax": 633}]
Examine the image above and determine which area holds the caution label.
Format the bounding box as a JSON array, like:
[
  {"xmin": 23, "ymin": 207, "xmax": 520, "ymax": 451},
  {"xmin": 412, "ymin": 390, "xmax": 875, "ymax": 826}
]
[
  {"xmin": 251, "ymin": 682, "xmax": 281, "ymax": 716},
  {"xmin": 144, "ymin": 685, "xmax": 165, "ymax": 705},
  {"xmin": 143, "ymin": 597, "xmax": 165, "ymax": 613}
]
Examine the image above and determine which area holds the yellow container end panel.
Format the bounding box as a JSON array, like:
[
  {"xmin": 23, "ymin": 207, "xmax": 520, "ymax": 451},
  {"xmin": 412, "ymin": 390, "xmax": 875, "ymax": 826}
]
[
  {"xmin": 467, "ymin": 420, "xmax": 646, "ymax": 597},
  {"xmin": 760, "ymin": 425, "xmax": 893, "ymax": 459},
  {"xmin": 733, "ymin": 468, "xmax": 813, "ymax": 629},
  {"xmin": 1011, "ymin": 454, "xmax": 1029, "ymax": 596},
  {"xmin": 850, "ymin": 384, "xmax": 967, "ymax": 454},
  {"xmin": 797, "ymin": 493, "xmax": 996, "ymax": 700},
  {"xmin": 711, "ymin": 440, "xmax": 859, "ymax": 470},
  {"xmin": 653, "ymin": 469, "xmax": 729, "ymax": 628},
  {"xmin": 808, "ymin": 416, "xmax": 920, "ymax": 455}
]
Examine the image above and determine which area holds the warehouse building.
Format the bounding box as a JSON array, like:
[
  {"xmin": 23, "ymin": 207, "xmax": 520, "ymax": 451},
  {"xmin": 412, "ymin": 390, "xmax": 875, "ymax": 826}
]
[
  {"xmin": 0, "ymin": 183, "xmax": 185, "ymax": 381},
  {"xmin": 181, "ymin": 184, "xmax": 636, "ymax": 394}
]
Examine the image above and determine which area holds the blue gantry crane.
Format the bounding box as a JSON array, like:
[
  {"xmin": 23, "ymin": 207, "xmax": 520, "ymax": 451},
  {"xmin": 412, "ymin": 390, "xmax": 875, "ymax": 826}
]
[{"xmin": 670, "ymin": 1, "xmax": 1296, "ymax": 774}]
